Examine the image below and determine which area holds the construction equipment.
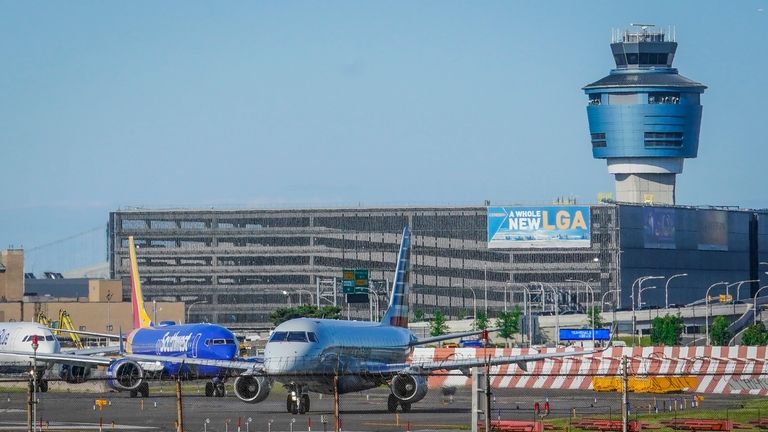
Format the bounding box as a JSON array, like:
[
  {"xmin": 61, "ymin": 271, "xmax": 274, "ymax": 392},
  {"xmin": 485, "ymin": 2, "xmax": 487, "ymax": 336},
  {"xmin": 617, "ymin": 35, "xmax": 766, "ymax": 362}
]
[{"xmin": 36, "ymin": 309, "xmax": 84, "ymax": 349}]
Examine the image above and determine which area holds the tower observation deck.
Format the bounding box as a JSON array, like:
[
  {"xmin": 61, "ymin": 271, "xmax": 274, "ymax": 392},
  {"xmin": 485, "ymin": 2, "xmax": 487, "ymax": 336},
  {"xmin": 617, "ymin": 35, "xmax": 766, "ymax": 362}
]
[{"xmin": 583, "ymin": 25, "xmax": 706, "ymax": 204}]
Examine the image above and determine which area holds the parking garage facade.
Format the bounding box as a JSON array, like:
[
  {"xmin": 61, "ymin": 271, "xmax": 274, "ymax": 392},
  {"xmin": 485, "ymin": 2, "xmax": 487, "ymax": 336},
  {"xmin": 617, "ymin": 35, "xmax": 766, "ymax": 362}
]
[{"xmin": 108, "ymin": 204, "xmax": 766, "ymax": 328}]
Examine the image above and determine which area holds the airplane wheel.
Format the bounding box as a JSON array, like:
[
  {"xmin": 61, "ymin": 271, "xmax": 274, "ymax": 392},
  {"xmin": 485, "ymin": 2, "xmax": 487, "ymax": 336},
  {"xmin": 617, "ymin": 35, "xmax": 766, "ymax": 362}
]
[
  {"xmin": 205, "ymin": 382, "xmax": 214, "ymax": 397},
  {"xmin": 302, "ymin": 394, "xmax": 310, "ymax": 413},
  {"xmin": 215, "ymin": 383, "xmax": 226, "ymax": 397},
  {"xmin": 139, "ymin": 382, "xmax": 150, "ymax": 398},
  {"xmin": 387, "ymin": 394, "xmax": 398, "ymax": 413},
  {"xmin": 38, "ymin": 380, "xmax": 49, "ymax": 393},
  {"xmin": 286, "ymin": 396, "xmax": 292, "ymax": 413},
  {"xmin": 401, "ymin": 401, "xmax": 411, "ymax": 413}
]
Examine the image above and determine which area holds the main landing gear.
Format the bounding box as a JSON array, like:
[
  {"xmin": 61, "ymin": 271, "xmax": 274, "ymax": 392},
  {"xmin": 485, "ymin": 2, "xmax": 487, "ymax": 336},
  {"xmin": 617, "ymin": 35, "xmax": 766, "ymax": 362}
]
[
  {"xmin": 205, "ymin": 379, "xmax": 226, "ymax": 397},
  {"xmin": 35, "ymin": 379, "xmax": 48, "ymax": 393},
  {"xmin": 129, "ymin": 382, "xmax": 150, "ymax": 398},
  {"xmin": 286, "ymin": 384, "xmax": 310, "ymax": 414},
  {"xmin": 387, "ymin": 394, "xmax": 411, "ymax": 413}
]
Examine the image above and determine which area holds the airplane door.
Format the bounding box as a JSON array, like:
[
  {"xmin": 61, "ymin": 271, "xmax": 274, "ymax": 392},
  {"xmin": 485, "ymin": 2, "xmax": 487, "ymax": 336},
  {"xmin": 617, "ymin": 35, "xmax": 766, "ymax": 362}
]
[{"xmin": 191, "ymin": 333, "xmax": 202, "ymax": 358}]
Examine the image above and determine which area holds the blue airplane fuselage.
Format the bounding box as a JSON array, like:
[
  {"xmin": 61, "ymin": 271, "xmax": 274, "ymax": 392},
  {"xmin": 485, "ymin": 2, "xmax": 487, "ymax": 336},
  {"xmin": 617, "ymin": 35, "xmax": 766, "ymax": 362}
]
[{"xmin": 128, "ymin": 323, "xmax": 238, "ymax": 378}]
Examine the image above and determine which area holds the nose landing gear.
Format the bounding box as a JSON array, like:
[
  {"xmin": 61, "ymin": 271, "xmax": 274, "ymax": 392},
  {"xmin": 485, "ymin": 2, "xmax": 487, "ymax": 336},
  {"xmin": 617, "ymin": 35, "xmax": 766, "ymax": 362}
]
[{"xmin": 286, "ymin": 384, "xmax": 310, "ymax": 414}]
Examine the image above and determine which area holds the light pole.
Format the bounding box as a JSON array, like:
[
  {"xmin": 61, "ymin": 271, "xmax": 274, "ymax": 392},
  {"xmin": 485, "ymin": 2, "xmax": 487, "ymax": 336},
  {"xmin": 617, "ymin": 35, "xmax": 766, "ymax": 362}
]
[
  {"xmin": 282, "ymin": 290, "xmax": 292, "ymax": 307},
  {"xmin": 538, "ymin": 282, "xmax": 561, "ymax": 345},
  {"xmin": 601, "ymin": 289, "xmax": 620, "ymax": 313},
  {"xmin": 186, "ymin": 300, "xmax": 208, "ymax": 323},
  {"xmin": 729, "ymin": 279, "xmax": 759, "ymax": 303},
  {"xmin": 504, "ymin": 283, "xmax": 509, "ymax": 313},
  {"xmin": 509, "ymin": 284, "xmax": 531, "ymax": 346},
  {"xmin": 296, "ymin": 289, "xmax": 315, "ymax": 306},
  {"xmin": 106, "ymin": 290, "xmax": 113, "ymax": 332},
  {"xmin": 602, "ymin": 289, "xmax": 621, "ymax": 341},
  {"xmin": 705, "ymin": 281, "xmax": 729, "ymax": 345},
  {"xmin": 631, "ymin": 276, "xmax": 663, "ymax": 343},
  {"xmin": 753, "ymin": 284, "xmax": 768, "ymax": 325},
  {"xmin": 665, "ymin": 273, "xmax": 687, "ymax": 309},
  {"xmin": 466, "ymin": 286, "xmax": 478, "ymax": 321},
  {"xmin": 483, "ymin": 265, "xmax": 488, "ymax": 315},
  {"xmin": 567, "ymin": 279, "xmax": 595, "ymax": 347}
]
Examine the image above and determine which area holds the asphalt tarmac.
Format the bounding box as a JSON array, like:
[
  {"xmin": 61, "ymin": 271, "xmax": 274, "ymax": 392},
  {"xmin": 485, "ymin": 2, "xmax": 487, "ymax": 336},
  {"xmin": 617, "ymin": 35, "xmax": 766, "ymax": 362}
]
[{"xmin": 0, "ymin": 383, "xmax": 760, "ymax": 432}]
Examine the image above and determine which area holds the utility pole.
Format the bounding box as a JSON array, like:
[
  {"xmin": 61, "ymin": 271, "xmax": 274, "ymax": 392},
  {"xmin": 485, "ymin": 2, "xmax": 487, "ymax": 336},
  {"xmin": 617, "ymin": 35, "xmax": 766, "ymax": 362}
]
[
  {"xmin": 621, "ymin": 355, "xmax": 628, "ymax": 432},
  {"xmin": 334, "ymin": 374, "xmax": 341, "ymax": 432},
  {"xmin": 175, "ymin": 375, "xmax": 184, "ymax": 432}
]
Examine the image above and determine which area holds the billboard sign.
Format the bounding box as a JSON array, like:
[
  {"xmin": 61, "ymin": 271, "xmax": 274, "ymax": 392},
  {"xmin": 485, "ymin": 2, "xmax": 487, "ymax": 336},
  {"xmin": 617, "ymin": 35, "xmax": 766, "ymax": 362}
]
[
  {"xmin": 487, "ymin": 206, "xmax": 591, "ymax": 249},
  {"xmin": 559, "ymin": 328, "xmax": 611, "ymax": 341},
  {"xmin": 698, "ymin": 210, "xmax": 728, "ymax": 251},
  {"xmin": 643, "ymin": 207, "xmax": 676, "ymax": 249}
]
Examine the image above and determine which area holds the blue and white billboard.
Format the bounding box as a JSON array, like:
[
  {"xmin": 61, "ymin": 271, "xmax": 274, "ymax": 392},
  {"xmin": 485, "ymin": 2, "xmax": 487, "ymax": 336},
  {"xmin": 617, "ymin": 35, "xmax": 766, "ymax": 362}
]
[{"xmin": 487, "ymin": 206, "xmax": 591, "ymax": 249}]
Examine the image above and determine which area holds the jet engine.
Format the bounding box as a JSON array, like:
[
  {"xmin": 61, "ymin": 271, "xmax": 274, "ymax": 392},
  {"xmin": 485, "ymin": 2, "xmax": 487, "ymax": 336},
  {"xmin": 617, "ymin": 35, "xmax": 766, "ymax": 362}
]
[
  {"xmin": 106, "ymin": 359, "xmax": 144, "ymax": 391},
  {"xmin": 58, "ymin": 364, "xmax": 93, "ymax": 384},
  {"xmin": 390, "ymin": 373, "xmax": 428, "ymax": 403},
  {"xmin": 233, "ymin": 374, "xmax": 272, "ymax": 403}
]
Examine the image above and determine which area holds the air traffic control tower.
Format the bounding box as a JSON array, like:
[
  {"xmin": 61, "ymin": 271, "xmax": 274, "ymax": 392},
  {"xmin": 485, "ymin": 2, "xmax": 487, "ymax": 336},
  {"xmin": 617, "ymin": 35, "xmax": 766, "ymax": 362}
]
[{"xmin": 583, "ymin": 25, "xmax": 706, "ymax": 204}]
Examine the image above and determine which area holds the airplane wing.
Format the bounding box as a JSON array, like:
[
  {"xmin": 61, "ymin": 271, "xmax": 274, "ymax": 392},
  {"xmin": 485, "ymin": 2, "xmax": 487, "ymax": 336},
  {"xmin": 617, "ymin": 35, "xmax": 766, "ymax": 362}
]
[
  {"xmin": 2, "ymin": 350, "xmax": 114, "ymax": 366},
  {"xmin": 125, "ymin": 353, "xmax": 264, "ymax": 372},
  {"xmin": 358, "ymin": 347, "xmax": 601, "ymax": 376},
  {"xmin": 2, "ymin": 350, "xmax": 264, "ymax": 372},
  {"xmin": 54, "ymin": 328, "xmax": 124, "ymax": 339},
  {"xmin": 410, "ymin": 348, "xmax": 598, "ymax": 373},
  {"xmin": 410, "ymin": 329, "xmax": 495, "ymax": 347}
]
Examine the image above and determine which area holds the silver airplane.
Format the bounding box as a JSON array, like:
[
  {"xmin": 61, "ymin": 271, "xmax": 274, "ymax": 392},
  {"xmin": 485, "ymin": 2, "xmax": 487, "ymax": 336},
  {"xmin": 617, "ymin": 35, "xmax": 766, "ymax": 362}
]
[{"xmin": 225, "ymin": 226, "xmax": 599, "ymax": 413}]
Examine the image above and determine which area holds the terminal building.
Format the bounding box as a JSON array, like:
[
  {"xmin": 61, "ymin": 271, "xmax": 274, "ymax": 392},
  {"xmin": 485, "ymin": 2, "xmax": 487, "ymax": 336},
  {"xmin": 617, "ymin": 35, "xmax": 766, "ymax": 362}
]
[{"xmin": 108, "ymin": 204, "xmax": 768, "ymax": 328}]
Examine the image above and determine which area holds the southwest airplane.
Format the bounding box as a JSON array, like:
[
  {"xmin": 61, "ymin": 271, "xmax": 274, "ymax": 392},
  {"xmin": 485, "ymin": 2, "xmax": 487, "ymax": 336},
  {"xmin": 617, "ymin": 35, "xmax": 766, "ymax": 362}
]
[{"xmin": 2, "ymin": 236, "xmax": 245, "ymax": 398}]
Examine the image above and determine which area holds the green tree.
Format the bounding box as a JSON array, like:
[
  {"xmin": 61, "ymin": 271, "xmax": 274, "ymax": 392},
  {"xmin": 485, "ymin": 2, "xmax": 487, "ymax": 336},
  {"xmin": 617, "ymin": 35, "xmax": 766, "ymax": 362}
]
[
  {"xmin": 473, "ymin": 310, "xmax": 489, "ymax": 331},
  {"xmin": 586, "ymin": 306, "xmax": 604, "ymax": 329},
  {"xmin": 430, "ymin": 309, "xmax": 450, "ymax": 337},
  {"xmin": 269, "ymin": 305, "xmax": 341, "ymax": 326},
  {"xmin": 742, "ymin": 323, "xmax": 768, "ymax": 346},
  {"xmin": 650, "ymin": 314, "xmax": 685, "ymax": 346},
  {"xmin": 709, "ymin": 316, "xmax": 731, "ymax": 346},
  {"xmin": 496, "ymin": 305, "xmax": 522, "ymax": 347},
  {"xmin": 413, "ymin": 309, "xmax": 425, "ymax": 322}
]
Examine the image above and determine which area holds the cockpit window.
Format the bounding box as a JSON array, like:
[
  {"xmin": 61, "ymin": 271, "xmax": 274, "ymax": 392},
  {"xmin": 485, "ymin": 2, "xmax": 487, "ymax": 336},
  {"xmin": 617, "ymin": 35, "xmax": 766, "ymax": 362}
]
[
  {"xmin": 286, "ymin": 332, "xmax": 307, "ymax": 342},
  {"xmin": 45, "ymin": 335, "xmax": 54, "ymax": 341},
  {"xmin": 307, "ymin": 332, "xmax": 317, "ymax": 343},
  {"xmin": 269, "ymin": 331, "xmax": 287, "ymax": 342}
]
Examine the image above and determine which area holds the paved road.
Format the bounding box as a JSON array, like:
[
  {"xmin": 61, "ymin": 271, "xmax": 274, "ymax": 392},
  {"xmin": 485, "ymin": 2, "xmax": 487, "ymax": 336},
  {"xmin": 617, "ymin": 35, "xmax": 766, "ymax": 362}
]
[{"xmin": 0, "ymin": 384, "xmax": 759, "ymax": 432}]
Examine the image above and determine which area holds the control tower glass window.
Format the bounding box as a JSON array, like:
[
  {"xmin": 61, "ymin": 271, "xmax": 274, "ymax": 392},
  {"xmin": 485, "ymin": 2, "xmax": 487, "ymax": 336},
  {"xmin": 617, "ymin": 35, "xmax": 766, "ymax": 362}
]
[
  {"xmin": 649, "ymin": 92, "xmax": 680, "ymax": 104},
  {"xmin": 608, "ymin": 93, "xmax": 638, "ymax": 105},
  {"xmin": 644, "ymin": 132, "xmax": 683, "ymax": 147},
  {"xmin": 588, "ymin": 94, "xmax": 601, "ymax": 106}
]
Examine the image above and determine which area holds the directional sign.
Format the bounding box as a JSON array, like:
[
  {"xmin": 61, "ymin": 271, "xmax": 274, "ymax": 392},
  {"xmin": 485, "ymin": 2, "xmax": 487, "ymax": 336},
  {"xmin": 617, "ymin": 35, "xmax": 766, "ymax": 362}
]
[
  {"xmin": 559, "ymin": 328, "xmax": 611, "ymax": 341},
  {"xmin": 342, "ymin": 268, "xmax": 369, "ymax": 294}
]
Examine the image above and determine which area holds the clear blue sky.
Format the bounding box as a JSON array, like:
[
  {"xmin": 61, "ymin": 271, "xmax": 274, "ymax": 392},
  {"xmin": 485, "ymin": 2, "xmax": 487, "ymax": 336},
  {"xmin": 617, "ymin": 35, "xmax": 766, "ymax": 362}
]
[{"xmin": 1, "ymin": 1, "xmax": 766, "ymax": 269}]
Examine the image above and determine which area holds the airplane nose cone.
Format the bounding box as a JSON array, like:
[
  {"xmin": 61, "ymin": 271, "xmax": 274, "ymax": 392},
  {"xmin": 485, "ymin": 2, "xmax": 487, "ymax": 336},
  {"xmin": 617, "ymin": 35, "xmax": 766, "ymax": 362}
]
[{"xmin": 264, "ymin": 344, "xmax": 315, "ymax": 374}]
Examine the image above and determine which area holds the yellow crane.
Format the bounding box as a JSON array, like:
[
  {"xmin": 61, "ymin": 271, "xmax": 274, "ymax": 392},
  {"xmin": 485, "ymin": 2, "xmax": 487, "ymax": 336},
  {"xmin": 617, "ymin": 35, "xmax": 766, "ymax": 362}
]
[{"xmin": 36, "ymin": 309, "xmax": 85, "ymax": 349}]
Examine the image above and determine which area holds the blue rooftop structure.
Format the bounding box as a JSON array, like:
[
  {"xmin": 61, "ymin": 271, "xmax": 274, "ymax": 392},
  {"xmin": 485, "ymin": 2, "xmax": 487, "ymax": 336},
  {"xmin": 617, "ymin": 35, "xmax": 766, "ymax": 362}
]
[{"xmin": 583, "ymin": 25, "xmax": 706, "ymax": 204}]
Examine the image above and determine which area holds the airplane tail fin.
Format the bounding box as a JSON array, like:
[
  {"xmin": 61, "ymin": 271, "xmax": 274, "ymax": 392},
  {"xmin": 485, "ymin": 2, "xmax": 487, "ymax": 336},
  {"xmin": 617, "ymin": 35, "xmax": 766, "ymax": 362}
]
[
  {"xmin": 381, "ymin": 226, "xmax": 412, "ymax": 328},
  {"xmin": 128, "ymin": 236, "xmax": 154, "ymax": 329}
]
